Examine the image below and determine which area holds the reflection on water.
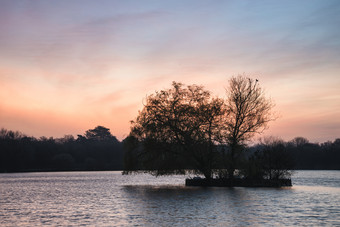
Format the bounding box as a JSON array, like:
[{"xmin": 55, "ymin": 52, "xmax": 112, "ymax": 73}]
[
  {"xmin": 122, "ymin": 185, "xmax": 258, "ymax": 226},
  {"xmin": 0, "ymin": 171, "xmax": 339, "ymax": 226}
]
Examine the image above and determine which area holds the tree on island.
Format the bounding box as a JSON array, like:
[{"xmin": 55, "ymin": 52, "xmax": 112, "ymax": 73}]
[
  {"xmin": 124, "ymin": 82, "xmax": 225, "ymax": 179},
  {"xmin": 124, "ymin": 75, "xmax": 279, "ymax": 180}
]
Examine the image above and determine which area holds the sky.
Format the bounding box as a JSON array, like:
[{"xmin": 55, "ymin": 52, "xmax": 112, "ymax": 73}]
[{"xmin": 0, "ymin": 0, "xmax": 339, "ymax": 143}]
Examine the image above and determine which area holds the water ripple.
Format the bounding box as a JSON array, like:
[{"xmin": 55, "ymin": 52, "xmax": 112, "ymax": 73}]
[{"xmin": 0, "ymin": 171, "xmax": 339, "ymax": 226}]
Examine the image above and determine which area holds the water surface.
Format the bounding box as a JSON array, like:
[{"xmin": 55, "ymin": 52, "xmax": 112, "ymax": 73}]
[{"xmin": 1, "ymin": 171, "xmax": 339, "ymax": 226}]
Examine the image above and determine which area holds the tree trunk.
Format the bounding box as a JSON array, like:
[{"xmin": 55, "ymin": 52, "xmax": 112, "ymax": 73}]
[
  {"xmin": 228, "ymin": 167, "xmax": 235, "ymax": 179},
  {"xmin": 202, "ymin": 167, "xmax": 212, "ymax": 180},
  {"xmin": 228, "ymin": 144, "xmax": 236, "ymax": 179}
]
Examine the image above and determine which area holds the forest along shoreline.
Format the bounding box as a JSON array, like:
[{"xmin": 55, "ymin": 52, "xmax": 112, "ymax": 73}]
[
  {"xmin": 1, "ymin": 78, "xmax": 340, "ymax": 188},
  {"xmin": 1, "ymin": 127, "xmax": 339, "ymax": 174}
]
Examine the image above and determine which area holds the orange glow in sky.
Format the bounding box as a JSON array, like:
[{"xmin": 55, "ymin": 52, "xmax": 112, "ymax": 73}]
[{"xmin": 1, "ymin": 1, "xmax": 340, "ymax": 142}]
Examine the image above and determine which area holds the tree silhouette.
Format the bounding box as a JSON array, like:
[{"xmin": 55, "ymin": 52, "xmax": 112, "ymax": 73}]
[
  {"xmin": 85, "ymin": 126, "xmax": 117, "ymax": 141},
  {"xmin": 125, "ymin": 78, "xmax": 277, "ymax": 179},
  {"xmin": 126, "ymin": 82, "xmax": 225, "ymax": 179},
  {"xmin": 1, "ymin": 126, "xmax": 339, "ymax": 173},
  {"xmin": 0, "ymin": 127, "xmax": 123, "ymax": 172},
  {"xmin": 224, "ymin": 75, "xmax": 275, "ymax": 178},
  {"xmin": 256, "ymin": 137, "xmax": 294, "ymax": 179},
  {"xmin": 290, "ymin": 137, "xmax": 309, "ymax": 147}
]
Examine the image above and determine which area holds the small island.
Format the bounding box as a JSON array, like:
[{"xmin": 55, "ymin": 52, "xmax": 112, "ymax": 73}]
[
  {"xmin": 185, "ymin": 178, "xmax": 292, "ymax": 187},
  {"xmin": 123, "ymin": 76, "xmax": 294, "ymax": 187}
]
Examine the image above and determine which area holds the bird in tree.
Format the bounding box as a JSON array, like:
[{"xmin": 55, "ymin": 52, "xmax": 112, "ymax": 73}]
[{"xmin": 223, "ymin": 75, "xmax": 275, "ymax": 178}]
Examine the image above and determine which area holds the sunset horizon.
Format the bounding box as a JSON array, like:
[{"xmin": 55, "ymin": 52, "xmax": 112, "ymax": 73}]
[{"xmin": 1, "ymin": 0, "xmax": 339, "ymax": 143}]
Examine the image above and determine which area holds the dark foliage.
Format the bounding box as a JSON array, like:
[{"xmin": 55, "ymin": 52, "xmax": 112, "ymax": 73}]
[
  {"xmin": 124, "ymin": 77, "xmax": 276, "ymax": 179},
  {"xmin": 125, "ymin": 82, "xmax": 225, "ymax": 179},
  {"xmin": 1, "ymin": 129, "xmax": 339, "ymax": 174},
  {"xmin": 0, "ymin": 127, "xmax": 123, "ymax": 173},
  {"xmin": 286, "ymin": 137, "xmax": 340, "ymax": 170},
  {"xmin": 123, "ymin": 78, "xmax": 340, "ymax": 179},
  {"xmin": 123, "ymin": 136, "xmax": 340, "ymax": 179},
  {"xmin": 242, "ymin": 137, "xmax": 294, "ymax": 180}
]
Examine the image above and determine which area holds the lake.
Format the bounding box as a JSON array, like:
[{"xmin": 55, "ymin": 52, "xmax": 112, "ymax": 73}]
[{"xmin": 1, "ymin": 171, "xmax": 339, "ymax": 226}]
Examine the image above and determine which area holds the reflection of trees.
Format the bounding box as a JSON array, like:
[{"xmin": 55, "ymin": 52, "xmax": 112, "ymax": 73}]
[{"xmin": 122, "ymin": 185, "xmax": 255, "ymax": 226}]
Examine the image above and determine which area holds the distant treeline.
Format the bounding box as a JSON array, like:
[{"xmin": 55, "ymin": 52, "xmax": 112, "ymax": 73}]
[
  {"xmin": 279, "ymin": 137, "xmax": 340, "ymax": 170},
  {"xmin": 0, "ymin": 127, "xmax": 339, "ymax": 173},
  {"xmin": 0, "ymin": 126, "xmax": 123, "ymax": 173}
]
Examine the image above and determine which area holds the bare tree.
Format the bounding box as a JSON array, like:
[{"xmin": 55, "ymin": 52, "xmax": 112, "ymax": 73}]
[{"xmin": 224, "ymin": 75, "xmax": 275, "ymax": 178}]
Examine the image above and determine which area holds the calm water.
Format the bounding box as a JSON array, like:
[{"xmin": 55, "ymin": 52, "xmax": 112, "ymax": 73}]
[{"xmin": 0, "ymin": 171, "xmax": 339, "ymax": 226}]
